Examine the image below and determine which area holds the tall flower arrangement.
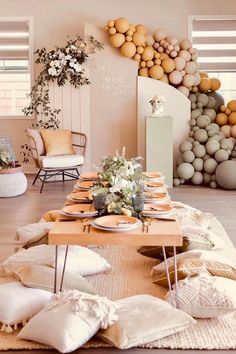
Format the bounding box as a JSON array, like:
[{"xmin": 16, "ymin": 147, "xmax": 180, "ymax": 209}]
[
  {"xmin": 21, "ymin": 34, "xmax": 103, "ymax": 162},
  {"xmin": 93, "ymin": 148, "xmax": 144, "ymax": 215}
]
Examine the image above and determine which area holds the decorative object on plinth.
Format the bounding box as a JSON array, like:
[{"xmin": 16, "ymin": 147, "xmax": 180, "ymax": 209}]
[
  {"xmin": 92, "ymin": 147, "xmax": 144, "ymax": 216},
  {"xmin": 149, "ymin": 95, "xmax": 166, "ymax": 117}
]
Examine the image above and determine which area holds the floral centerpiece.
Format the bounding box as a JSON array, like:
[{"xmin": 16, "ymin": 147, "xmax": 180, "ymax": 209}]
[{"xmin": 92, "ymin": 148, "xmax": 144, "ymax": 216}]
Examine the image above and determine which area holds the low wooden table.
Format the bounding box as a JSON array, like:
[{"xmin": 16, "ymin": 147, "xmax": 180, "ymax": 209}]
[{"xmin": 49, "ymin": 218, "xmax": 182, "ymax": 307}]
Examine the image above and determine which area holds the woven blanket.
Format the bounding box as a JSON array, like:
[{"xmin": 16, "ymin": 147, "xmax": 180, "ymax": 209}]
[{"xmin": 0, "ymin": 203, "xmax": 236, "ymax": 350}]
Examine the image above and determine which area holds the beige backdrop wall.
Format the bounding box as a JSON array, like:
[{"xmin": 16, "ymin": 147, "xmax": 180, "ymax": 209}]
[{"xmin": 0, "ymin": 0, "xmax": 236, "ymax": 169}]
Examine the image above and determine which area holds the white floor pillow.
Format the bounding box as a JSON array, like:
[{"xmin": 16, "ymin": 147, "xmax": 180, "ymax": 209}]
[
  {"xmin": 166, "ymin": 274, "xmax": 236, "ymax": 318},
  {"xmin": 16, "ymin": 223, "xmax": 54, "ymax": 245},
  {"xmin": 97, "ymin": 294, "xmax": 196, "ymax": 349},
  {"xmin": 0, "ymin": 282, "xmax": 52, "ymax": 332},
  {"xmin": 18, "ymin": 290, "xmax": 118, "ymax": 353},
  {"xmin": 1, "ymin": 244, "xmax": 111, "ymax": 277}
]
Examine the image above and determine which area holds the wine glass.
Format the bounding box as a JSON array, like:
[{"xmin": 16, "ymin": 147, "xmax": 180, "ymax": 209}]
[{"xmin": 92, "ymin": 193, "xmax": 106, "ymax": 217}]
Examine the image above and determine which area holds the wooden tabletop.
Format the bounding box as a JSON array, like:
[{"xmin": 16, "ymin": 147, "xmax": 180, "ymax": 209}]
[{"xmin": 48, "ymin": 219, "xmax": 183, "ymax": 247}]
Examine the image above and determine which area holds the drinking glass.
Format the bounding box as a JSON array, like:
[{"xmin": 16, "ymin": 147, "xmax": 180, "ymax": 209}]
[
  {"xmin": 92, "ymin": 193, "xmax": 106, "ymax": 216},
  {"xmin": 132, "ymin": 194, "xmax": 144, "ymax": 219}
]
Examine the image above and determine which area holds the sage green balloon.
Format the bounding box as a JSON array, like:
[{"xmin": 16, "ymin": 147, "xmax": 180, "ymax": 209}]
[
  {"xmin": 198, "ymin": 93, "xmax": 208, "ymax": 106},
  {"xmin": 208, "ymin": 134, "xmax": 221, "ymax": 142},
  {"xmin": 206, "ymin": 123, "xmax": 219, "ymax": 132},
  {"xmin": 191, "ymin": 171, "xmax": 203, "ymax": 185},
  {"xmin": 189, "ymin": 93, "xmax": 197, "ymax": 102},
  {"xmin": 191, "ymin": 102, "xmax": 196, "ymax": 109},
  {"xmin": 210, "ymin": 181, "xmax": 217, "ymax": 189},
  {"xmin": 203, "ymin": 154, "xmax": 210, "ymax": 161},
  {"xmin": 193, "ymin": 141, "xmax": 200, "ymax": 147},
  {"xmin": 190, "ymin": 118, "xmax": 196, "ymax": 127},
  {"xmin": 203, "ymin": 108, "xmax": 216, "ymax": 122},
  {"xmin": 214, "ymin": 149, "xmax": 229, "ymax": 162},
  {"xmin": 173, "ymin": 178, "xmax": 181, "ymax": 186},
  {"xmin": 205, "ymin": 140, "xmax": 220, "ymax": 155},
  {"xmin": 196, "ymin": 115, "xmax": 211, "ymax": 128},
  {"xmin": 182, "ymin": 150, "xmax": 195, "ymax": 163},
  {"xmin": 193, "ymin": 126, "xmax": 200, "ymax": 132},
  {"xmin": 197, "ymin": 102, "xmax": 203, "ymax": 108},
  {"xmin": 220, "ymin": 138, "xmax": 234, "ymax": 151},
  {"xmin": 191, "ymin": 109, "xmax": 202, "ymax": 119},
  {"xmin": 204, "ymin": 158, "xmax": 218, "ymax": 174},
  {"xmin": 215, "ymin": 160, "xmax": 236, "ymax": 189},
  {"xmin": 194, "ymin": 129, "xmax": 208, "ymax": 143},
  {"xmin": 206, "ymin": 96, "xmax": 215, "ymax": 108},
  {"xmin": 208, "ymin": 129, "xmax": 219, "ymax": 137},
  {"xmin": 177, "ymin": 163, "xmax": 194, "ymax": 179},
  {"xmin": 192, "ymin": 144, "xmax": 206, "ymax": 158},
  {"xmin": 187, "ymin": 137, "xmax": 194, "ymax": 143},
  {"xmin": 179, "ymin": 140, "xmax": 193, "ymax": 153},
  {"xmin": 192, "ymin": 158, "xmax": 203, "ymax": 171},
  {"xmin": 203, "ymin": 172, "xmax": 211, "ymax": 184}
]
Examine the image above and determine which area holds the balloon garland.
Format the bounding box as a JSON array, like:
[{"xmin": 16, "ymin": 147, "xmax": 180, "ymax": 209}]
[{"xmin": 104, "ymin": 17, "xmax": 236, "ymax": 189}]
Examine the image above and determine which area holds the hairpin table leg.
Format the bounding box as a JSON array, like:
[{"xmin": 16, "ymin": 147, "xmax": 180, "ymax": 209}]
[
  {"xmin": 60, "ymin": 245, "xmax": 69, "ymax": 292},
  {"xmin": 54, "ymin": 245, "xmax": 58, "ymax": 294},
  {"xmin": 162, "ymin": 246, "xmax": 174, "ymax": 306},
  {"xmin": 173, "ymin": 246, "xmax": 179, "ymax": 308}
]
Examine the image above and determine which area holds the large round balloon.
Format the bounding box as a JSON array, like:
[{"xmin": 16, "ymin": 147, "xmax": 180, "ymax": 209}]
[
  {"xmin": 215, "ymin": 160, "xmax": 236, "ymax": 189},
  {"xmin": 207, "ymin": 92, "xmax": 225, "ymax": 111}
]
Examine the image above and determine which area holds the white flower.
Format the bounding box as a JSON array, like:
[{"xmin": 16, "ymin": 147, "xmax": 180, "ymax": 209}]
[
  {"xmin": 48, "ymin": 67, "xmax": 59, "ymax": 76},
  {"xmin": 65, "ymin": 55, "xmax": 72, "ymax": 60},
  {"xmin": 70, "ymin": 45, "xmax": 77, "ymax": 50},
  {"xmin": 74, "ymin": 64, "xmax": 82, "ymax": 72}
]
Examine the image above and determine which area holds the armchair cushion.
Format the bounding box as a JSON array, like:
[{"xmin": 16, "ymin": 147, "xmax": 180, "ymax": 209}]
[
  {"xmin": 40, "ymin": 129, "xmax": 75, "ymax": 156},
  {"xmin": 27, "ymin": 129, "xmax": 45, "ymax": 156},
  {"xmin": 41, "ymin": 154, "xmax": 84, "ymax": 169}
]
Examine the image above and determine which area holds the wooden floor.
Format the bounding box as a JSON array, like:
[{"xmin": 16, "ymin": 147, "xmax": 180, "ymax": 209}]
[{"xmin": 0, "ymin": 176, "xmax": 236, "ymax": 354}]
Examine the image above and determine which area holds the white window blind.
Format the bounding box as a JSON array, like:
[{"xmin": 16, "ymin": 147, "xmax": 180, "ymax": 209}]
[
  {"xmin": 0, "ymin": 20, "xmax": 29, "ymax": 70},
  {"xmin": 192, "ymin": 18, "xmax": 236, "ymax": 71}
]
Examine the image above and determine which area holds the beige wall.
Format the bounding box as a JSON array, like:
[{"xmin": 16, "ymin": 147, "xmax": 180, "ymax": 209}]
[{"xmin": 1, "ymin": 0, "xmax": 236, "ymax": 167}]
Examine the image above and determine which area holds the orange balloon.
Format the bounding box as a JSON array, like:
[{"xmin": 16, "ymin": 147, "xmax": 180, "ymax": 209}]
[
  {"xmin": 220, "ymin": 105, "xmax": 227, "ymax": 112},
  {"xmin": 199, "ymin": 71, "xmax": 209, "ymax": 78},
  {"xmin": 132, "ymin": 32, "xmax": 146, "ymax": 46},
  {"xmin": 228, "ymin": 112, "xmax": 236, "ymax": 125},
  {"xmin": 225, "ymin": 108, "xmax": 231, "ymax": 115},
  {"xmin": 198, "ymin": 78, "xmax": 211, "ymax": 92},
  {"xmin": 115, "ymin": 17, "xmax": 129, "ymax": 33},
  {"xmin": 210, "ymin": 78, "xmax": 221, "ymax": 91},
  {"xmin": 138, "ymin": 68, "xmax": 149, "ymax": 77},
  {"xmin": 110, "ymin": 33, "xmax": 125, "ymax": 48},
  {"xmin": 161, "ymin": 58, "xmax": 175, "ymax": 73},
  {"xmin": 120, "ymin": 42, "xmax": 136, "ymax": 58},
  {"xmin": 135, "ymin": 24, "xmax": 147, "ymax": 34},
  {"xmin": 227, "ymin": 100, "xmax": 236, "ymax": 112},
  {"xmin": 215, "ymin": 113, "xmax": 228, "ymax": 126},
  {"xmin": 149, "ymin": 65, "xmax": 164, "ymax": 80}
]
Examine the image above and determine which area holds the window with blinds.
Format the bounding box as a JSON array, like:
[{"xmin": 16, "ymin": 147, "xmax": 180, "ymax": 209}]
[
  {"xmin": 191, "ymin": 18, "xmax": 236, "ymax": 72},
  {"xmin": 0, "ymin": 19, "xmax": 32, "ymax": 117}
]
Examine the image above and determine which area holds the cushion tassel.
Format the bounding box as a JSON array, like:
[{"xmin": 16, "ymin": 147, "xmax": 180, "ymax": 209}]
[
  {"xmin": 14, "ymin": 322, "xmax": 18, "ymax": 330},
  {"xmin": 6, "ymin": 325, "xmax": 13, "ymax": 333},
  {"xmin": 1, "ymin": 324, "xmax": 6, "ymax": 332}
]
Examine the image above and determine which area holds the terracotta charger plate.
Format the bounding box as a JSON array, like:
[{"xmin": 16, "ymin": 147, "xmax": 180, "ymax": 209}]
[
  {"xmin": 143, "ymin": 172, "xmax": 163, "ymax": 179},
  {"xmin": 144, "ymin": 191, "xmax": 168, "ymax": 200},
  {"xmin": 93, "ymin": 215, "xmax": 140, "ymax": 230},
  {"xmin": 144, "ymin": 180, "xmax": 166, "ymax": 188},
  {"xmin": 143, "ymin": 203, "xmax": 173, "ymax": 215},
  {"xmin": 69, "ymin": 191, "xmax": 92, "ymax": 201},
  {"xmin": 80, "ymin": 172, "xmax": 98, "ymax": 181},
  {"xmin": 62, "ymin": 203, "xmax": 96, "ymax": 215},
  {"xmin": 75, "ymin": 180, "xmax": 94, "ymax": 190}
]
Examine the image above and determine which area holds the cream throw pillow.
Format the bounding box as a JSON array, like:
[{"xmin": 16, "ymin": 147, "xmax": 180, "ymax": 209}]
[
  {"xmin": 40, "ymin": 129, "xmax": 75, "ymax": 156},
  {"xmin": 12, "ymin": 264, "xmax": 97, "ymax": 294},
  {"xmin": 97, "ymin": 294, "xmax": 196, "ymax": 349},
  {"xmin": 166, "ymin": 274, "xmax": 236, "ymax": 318}
]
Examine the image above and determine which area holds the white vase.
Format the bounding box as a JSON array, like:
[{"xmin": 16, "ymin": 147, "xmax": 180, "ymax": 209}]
[{"xmin": 0, "ymin": 165, "xmax": 27, "ymax": 198}]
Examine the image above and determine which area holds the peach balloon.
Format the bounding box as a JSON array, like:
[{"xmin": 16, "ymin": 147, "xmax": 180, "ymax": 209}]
[
  {"xmin": 141, "ymin": 46, "xmax": 154, "ymax": 61},
  {"xmin": 185, "ymin": 61, "xmax": 198, "ymax": 75},
  {"xmin": 166, "ymin": 36, "xmax": 178, "ymax": 45},
  {"xmin": 178, "ymin": 49, "xmax": 191, "ymax": 61},
  {"xmin": 136, "ymin": 46, "xmax": 144, "ymax": 54},
  {"xmin": 178, "ymin": 86, "xmax": 190, "ymax": 97},
  {"xmin": 132, "ymin": 32, "xmax": 146, "ymax": 46},
  {"xmin": 221, "ymin": 125, "xmax": 231, "ymax": 138},
  {"xmin": 183, "ymin": 74, "xmax": 195, "ymax": 87},
  {"xmin": 215, "ymin": 113, "xmax": 228, "ymax": 126},
  {"xmin": 229, "ymin": 112, "xmax": 236, "ymax": 125},
  {"xmin": 180, "ymin": 38, "xmax": 192, "ymax": 50},
  {"xmin": 231, "ymin": 125, "xmax": 236, "ymax": 138},
  {"xmin": 140, "ymin": 61, "xmax": 146, "ymax": 68},
  {"xmin": 169, "ymin": 70, "xmax": 182, "ymax": 85},
  {"xmin": 160, "ymin": 73, "xmax": 169, "ymax": 84},
  {"xmin": 107, "ymin": 20, "xmax": 115, "ymax": 27},
  {"xmin": 146, "ymin": 60, "xmax": 154, "ymax": 68},
  {"xmin": 225, "ymin": 108, "xmax": 231, "ymax": 115},
  {"xmin": 125, "ymin": 35, "xmax": 132, "ymax": 42},
  {"xmin": 146, "ymin": 35, "xmax": 155, "ymax": 46},
  {"xmin": 154, "ymin": 51, "xmax": 160, "ymax": 59},
  {"xmin": 170, "ymin": 50, "xmax": 177, "ymax": 58},
  {"xmin": 174, "ymin": 56, "xmax": 186, "ymax": 70},
  {"xmin": 115, "ymin": 17, "xmax": 129, "ymax": 33},
  {"xmin": 110, "ymin": 33, "xmax": 125, "ymax": 48},
  {"xmin": 227, "ymin": 100, "xmax": 236, "ymax": 112},
  {"xmin": 136, "ymin": 24, "xmax": 147, "ymax": 34},
  {"xmin": 153, "ymin": 29, "xmax": 167, "ymax": 41},
  {"xmin": 149, "ymin": 65, "xmax": 164, "ymax": 79},
  {"xmin": 138, "ymin": 68, "xmax": 149, "ymax": 77},
  {"xmin": 133, "ymin": 53, "xmax": 141, "ymax": 61},
  {"xmin": 161, "ymin": 58, "xmax": 175, "ymax": 73},
  {"xmin": 154, "ymin": 58, "xmax": 161, "ymax": 65},
  {"xmin": 126, "ymin": 29, "xmax": 134, "ymax": 36},
  {"xmin": 120, "ymin": 42, "xmax": 136, "ymax": 58},
  {"xmin": 193, "ymin": 73, "xmax": 201, "ymax": 86}
]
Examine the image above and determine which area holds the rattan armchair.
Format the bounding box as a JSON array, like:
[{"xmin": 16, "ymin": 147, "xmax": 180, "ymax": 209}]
[{"xmin": 26, "ymin": 130, "xmax": 87, "ymax": 193}]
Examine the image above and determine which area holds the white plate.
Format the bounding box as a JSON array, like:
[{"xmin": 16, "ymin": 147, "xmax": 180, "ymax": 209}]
[
  {"xmin": 60, "ymin": 211, "xmax": 98, "ymax": 218},
  {"xmin": 141, "ymin": 210, "xmax": 176, "ymax": 217},
  {"xmin": 91, "ymin": 219, "xmax": 142, "ymax": 232}
]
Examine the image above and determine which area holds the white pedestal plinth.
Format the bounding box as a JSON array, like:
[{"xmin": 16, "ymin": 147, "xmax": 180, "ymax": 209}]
[{"xmin": 146, "ymin": 116, "xmax": 173, "ymax": 187}]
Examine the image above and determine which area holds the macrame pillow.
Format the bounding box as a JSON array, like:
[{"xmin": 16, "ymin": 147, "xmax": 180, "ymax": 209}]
[
  {"xmin": 0, "ymin": 282, "xmax": 51, "ymax": 333},
  {"xmin": 166, "ymin": 274, "xmax": 236, "ymax": 318}
]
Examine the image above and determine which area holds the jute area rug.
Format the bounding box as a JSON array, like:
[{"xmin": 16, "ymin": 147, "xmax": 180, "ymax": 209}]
[{"xmin": 0, "ymin": 246, "xmax": 236, "ymax": 350}]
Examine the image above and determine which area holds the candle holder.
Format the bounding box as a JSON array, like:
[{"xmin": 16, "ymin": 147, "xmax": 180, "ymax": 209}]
[
  {"xmin": 92, "ymin": 193, "xmax": 106, "ymax": 217},
  {"xmin": 132, "ymin": 193, "xmax": 144, "ymax": 219}
]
